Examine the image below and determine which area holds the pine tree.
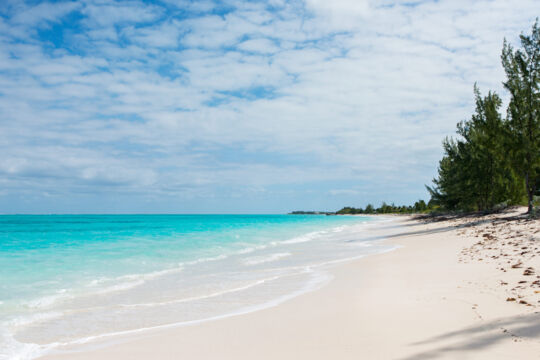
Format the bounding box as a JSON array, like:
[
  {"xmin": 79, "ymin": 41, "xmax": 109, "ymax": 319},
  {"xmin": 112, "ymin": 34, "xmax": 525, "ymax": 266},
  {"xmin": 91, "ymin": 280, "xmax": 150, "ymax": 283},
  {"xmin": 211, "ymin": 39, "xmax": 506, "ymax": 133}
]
[
  {"xmin": 427, "ymin": 87, "xmax": 519, "ymax": 211},
  {"xmin": 501, "ymin": 20, "xmax": 540, "ymax": 213}
]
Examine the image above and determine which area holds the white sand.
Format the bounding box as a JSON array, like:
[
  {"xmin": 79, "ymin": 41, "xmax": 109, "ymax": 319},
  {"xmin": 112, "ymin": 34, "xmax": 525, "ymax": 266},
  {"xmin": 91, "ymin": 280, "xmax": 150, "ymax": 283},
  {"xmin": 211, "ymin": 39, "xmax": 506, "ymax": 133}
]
[{"xmin": 42, "ymin": 209, "xmax": 540, "ymax": 359}]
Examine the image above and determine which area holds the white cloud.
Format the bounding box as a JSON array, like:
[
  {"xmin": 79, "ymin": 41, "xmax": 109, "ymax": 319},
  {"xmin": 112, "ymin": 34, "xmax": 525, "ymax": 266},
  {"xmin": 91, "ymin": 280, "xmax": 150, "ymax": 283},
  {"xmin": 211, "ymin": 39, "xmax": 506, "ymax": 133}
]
[
  {"xmin": 124, "ymin": 20, "xmax": 184, "ymax": 48},
  {"xmin": 304, "ymin": 0, "xmax": 370, "ymax": 30},
  {"xmin": 237, "ymin": 38, "xmax": 280, "ymax": 54},
  {"xmin": 80, "ymin": 0, "xmax": 163, "ymax": 27},
  {"xmin": 0, "ymin": 0, "xmax": 538, "ymax": 212},
  {"xmin": 11, "ymin": 1, "xmax": 81, "ymax": 27}
]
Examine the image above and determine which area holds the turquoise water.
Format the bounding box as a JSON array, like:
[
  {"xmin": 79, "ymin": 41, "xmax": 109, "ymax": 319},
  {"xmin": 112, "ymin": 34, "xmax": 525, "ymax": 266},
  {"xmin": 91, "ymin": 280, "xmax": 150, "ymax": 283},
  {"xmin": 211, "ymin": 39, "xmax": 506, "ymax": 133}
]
[{"xmin": 0, "ymin": 214, "xmax": 391, "ymax": 359}]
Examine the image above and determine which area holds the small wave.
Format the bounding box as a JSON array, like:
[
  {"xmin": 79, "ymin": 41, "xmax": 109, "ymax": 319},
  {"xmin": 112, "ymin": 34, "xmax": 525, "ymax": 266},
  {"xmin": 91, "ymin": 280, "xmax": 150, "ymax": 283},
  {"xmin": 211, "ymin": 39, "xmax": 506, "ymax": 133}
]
[
  {"xmin": 119, "ymin": 265, "xmax": 184, "ymax": 282},
  {"xmin": 243, "ymin": 252, "xmax": 291, "ymax": 266},
  {"xmin": 92, "ymin": 280, "xmax": 145, "ymax": 295},
  {"xmin": 183, "ymin": 254, "xmax": 228, "ymax": 266},
  {"xmin": 237, "ymin": 247, "xmax": 256, "ymax": 254},
  {"xmin": 236, "ymin": 244, "xmax": 267, "ymax": 254},
  {"xmin": 120, "ymin": 275, "xmax": 283, "ymax": 309},
  {"xmin": 51, "ymin": 267, "xmax": 330, "ymax": 349},
  {"xmin": 277, "ymin": 231, "xmax": 323, "ymax": 245},
  {"xmin": 24, "ymin": 265, "xmax": 187, "ymax": 311},
  {"xmin": 22, "ymin": 291, "xmax": 72, "ymax": 310},
  {"xmin": 0, "ymin": 329, "xmax": 49, "ymax": 360},
  {"xmin": 6, "ymin": 311, "xmax": 63, "ymax": 328},
  {"xmin": 88, "ymin": 277, "xmax": 108, "ymax": 286},
  {"xmin": 86, "ymin": 265, "xmax": 185, "ymax": 295}
]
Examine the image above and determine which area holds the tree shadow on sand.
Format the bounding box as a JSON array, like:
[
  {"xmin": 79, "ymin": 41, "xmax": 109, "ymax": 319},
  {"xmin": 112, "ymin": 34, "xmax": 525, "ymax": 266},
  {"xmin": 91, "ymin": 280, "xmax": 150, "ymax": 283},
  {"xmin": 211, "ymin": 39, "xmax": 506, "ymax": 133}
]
[
  {"xmin": 397, "ymin": 313, "xmax": 540, "ymax": 360},
  {"xmin": 346, "ymin": 223, "xmax": 461, "ymax": 243}
]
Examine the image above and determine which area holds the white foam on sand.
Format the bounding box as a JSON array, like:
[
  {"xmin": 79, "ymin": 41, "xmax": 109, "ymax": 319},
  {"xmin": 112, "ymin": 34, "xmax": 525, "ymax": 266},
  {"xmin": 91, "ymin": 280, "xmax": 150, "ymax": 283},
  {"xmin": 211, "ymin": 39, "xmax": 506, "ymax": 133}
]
[
  {"xmin": 3, "ymin": 217, "xmax": 399, "ymax": 360},
  {"xmin": 242, "ymin": 252, "xmax": 292, "ymax": 266}
]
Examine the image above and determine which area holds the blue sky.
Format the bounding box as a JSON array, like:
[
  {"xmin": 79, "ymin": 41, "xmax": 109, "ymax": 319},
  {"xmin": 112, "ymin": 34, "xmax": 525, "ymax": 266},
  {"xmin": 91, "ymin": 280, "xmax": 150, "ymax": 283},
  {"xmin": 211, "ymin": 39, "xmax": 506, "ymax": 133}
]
[{"xmin": 0, "ymin": 0, "xmax": 538, "ymax": 214}]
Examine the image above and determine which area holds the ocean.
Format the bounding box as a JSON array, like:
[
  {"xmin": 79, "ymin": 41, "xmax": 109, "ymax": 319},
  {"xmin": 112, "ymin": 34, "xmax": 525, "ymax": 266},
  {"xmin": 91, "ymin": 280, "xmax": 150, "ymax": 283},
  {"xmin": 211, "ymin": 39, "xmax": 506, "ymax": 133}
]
[{"xmin": 0, "ymin": 214, "xmax": 393, "ymax": 359}]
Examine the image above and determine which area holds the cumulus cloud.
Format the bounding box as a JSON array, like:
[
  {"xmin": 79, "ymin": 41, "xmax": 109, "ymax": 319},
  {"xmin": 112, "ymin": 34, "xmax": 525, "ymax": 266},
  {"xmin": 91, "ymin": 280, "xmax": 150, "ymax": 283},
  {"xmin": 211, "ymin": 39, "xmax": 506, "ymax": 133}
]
[
  {"xmin": 304, "ymin": 0, "xmax": 370, "ymax": 29},
  {"xmin": 237, "ymin": 38, "xmax": 281, "ymax": 54},
  {"xmin": 0, "ymin": 0, "xmax": 538, "ymax": 213},
  {"xmin": 11, "ymin": 1, "xmax": 80, "ymax": 27}
]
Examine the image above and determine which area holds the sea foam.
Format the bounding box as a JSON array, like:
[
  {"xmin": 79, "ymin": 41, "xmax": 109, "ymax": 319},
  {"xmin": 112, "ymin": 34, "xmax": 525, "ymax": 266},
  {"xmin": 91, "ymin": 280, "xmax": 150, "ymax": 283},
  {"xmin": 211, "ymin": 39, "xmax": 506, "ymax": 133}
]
[{"xmin": 0, "ymin": 214, "xmax": 391, "ymax": 360}]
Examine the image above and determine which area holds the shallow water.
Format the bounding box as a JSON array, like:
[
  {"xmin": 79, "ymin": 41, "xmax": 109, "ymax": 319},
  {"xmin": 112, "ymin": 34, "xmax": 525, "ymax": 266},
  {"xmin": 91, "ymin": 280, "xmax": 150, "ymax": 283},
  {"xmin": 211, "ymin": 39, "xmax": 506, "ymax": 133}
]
[{"xmin": 0, "ymin": 214, "xmax": 393, "ymax": 359}]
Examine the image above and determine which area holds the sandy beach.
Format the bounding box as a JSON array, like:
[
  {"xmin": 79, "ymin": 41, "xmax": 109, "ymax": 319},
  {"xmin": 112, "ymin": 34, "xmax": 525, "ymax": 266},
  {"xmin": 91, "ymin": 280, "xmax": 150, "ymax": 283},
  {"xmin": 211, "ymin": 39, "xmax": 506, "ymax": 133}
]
[
  {"xmin": 3, "ymin": 2, "xmax": 539, "ymax": 359},
  {"xmin": 42, "ymin": 208, "xmax": 540, "ymax": 360}
]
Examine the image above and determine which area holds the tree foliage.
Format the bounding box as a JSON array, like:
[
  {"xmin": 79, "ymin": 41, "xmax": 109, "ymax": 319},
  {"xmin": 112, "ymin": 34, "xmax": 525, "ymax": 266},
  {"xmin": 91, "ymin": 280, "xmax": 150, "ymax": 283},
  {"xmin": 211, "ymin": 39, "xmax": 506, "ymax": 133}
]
[
  {"xmin": 501, "ymin": 20, "xmax": 540, "ymax": 213},
  {"xmin": 335, "ymin": 199, "xmax": 431, "ymax": 215},
  {"xmin": 428, "ymin": 21, "xmax": 539, "ymax": 213}
]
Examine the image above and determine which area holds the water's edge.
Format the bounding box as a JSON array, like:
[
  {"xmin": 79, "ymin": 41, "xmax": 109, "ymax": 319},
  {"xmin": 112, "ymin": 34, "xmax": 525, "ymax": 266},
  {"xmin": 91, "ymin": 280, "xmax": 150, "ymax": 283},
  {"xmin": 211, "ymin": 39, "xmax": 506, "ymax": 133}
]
[{"xmin": 0, "ymin": 215, "xmax": 400, "ymax": 360}]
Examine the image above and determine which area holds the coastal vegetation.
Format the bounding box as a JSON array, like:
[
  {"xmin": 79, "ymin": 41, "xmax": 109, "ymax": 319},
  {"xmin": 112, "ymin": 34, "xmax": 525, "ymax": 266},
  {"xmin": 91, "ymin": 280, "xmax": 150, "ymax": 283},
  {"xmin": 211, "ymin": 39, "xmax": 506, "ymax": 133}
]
[
  {"xmin": 292, "ymin": 22, "xmax": 539, "ymax": 218},
  {"xmin": 335, "ymin": 201, "xmax": 430, "ymax": 215},
  {"xmin": 427, "ymin": 21, "xmax": 540, "ymax": 214},
  {"xmin": 291, "ymin": 200, "xmax": 432, "ymax": 215}
]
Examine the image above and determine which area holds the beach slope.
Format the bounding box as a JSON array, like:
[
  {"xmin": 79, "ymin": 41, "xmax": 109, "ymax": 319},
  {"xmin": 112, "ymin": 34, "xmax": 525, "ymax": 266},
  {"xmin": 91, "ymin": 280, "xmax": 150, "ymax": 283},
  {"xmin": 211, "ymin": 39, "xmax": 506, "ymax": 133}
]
[{"xmin": 43, "ymin": 210, "xmax": 540, "ymax": 359}]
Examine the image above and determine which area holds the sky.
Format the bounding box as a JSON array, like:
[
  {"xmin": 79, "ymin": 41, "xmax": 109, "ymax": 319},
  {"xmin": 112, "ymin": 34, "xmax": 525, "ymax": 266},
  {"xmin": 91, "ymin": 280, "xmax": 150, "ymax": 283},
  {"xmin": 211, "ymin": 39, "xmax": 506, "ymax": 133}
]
[{"xmin": 0, "ymin": 0, "xmax": 538, "ymax": 214}]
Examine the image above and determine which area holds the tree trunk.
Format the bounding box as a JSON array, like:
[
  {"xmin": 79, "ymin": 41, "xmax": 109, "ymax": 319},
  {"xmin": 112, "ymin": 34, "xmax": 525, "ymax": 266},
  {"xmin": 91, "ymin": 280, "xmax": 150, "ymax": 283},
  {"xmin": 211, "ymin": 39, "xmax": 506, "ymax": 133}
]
[{"xmin": 525, "ymin": 171, "xmax": 533, "ymax": 213}]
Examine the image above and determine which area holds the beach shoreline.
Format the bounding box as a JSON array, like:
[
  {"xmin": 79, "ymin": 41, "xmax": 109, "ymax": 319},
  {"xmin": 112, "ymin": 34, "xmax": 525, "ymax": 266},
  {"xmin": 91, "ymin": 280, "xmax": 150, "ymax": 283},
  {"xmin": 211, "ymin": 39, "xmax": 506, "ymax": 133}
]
[{"xmin": 41, "ymin": 209, "xmax": 540, "ymax": 359}]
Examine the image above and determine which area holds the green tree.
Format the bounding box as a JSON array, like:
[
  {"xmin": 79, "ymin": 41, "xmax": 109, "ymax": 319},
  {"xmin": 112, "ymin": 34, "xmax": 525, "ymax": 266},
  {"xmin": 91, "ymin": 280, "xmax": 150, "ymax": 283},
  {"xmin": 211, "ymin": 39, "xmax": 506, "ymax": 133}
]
[
  {"xmin": 501, "ymin": 20, "xmax": 540, "ymax": 213},
  {"xmin": 364, "ymin": 204, "xmax": 374, "ymax": 214},
  {"xmin": 414, "ymin": 200, "xmax": 427, "ymax": 212},
  {"xmin": 463, "ymin": 87, "xmax": 519, "ymax": 209},
  {"xmin": 428, "ymin": 87, "xmax": 519, "ymax": 211},
  {"xmin": 427, "ymin": 138, "xmax": 469, "ymax": 210}
]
